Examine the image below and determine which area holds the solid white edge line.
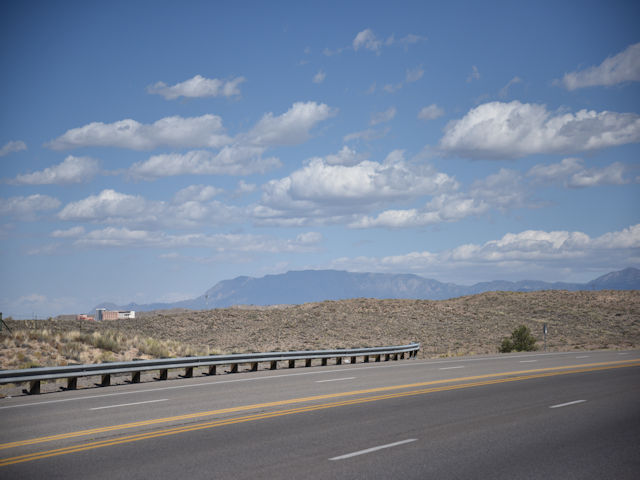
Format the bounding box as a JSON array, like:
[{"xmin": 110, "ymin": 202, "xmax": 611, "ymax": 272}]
[
  {"xmin": 89, "ymin": 398, "xmax": 168, "ymax": 410},
  {"xmin": 315, "ymin": 377, "xmax": 356, "ymax": 383},
  {"xmin": 329, "ymin": 439, "xmax": 417, "ymax": 461},
  {"xmin": 549, "ymin": 399, "xmax": 586, "ymax": 409},
  {"xmin": 439, "ymin": 366, "xmax": 464, "ymax": 370},
  {"xmin": 519, "ymin": 360, "xmax": 538, "ymax": 363}
]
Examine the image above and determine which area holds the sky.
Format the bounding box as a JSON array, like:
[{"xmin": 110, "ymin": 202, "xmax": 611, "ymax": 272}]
[{"xmin": 1, "ymin": 0, "xmax": 639, "ymax": 317}]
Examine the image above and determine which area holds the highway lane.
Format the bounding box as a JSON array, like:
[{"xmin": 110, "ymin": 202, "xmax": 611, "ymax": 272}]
[{"xmin": 1, "ymin": 350, "xmax": 639, "ymax": 478}]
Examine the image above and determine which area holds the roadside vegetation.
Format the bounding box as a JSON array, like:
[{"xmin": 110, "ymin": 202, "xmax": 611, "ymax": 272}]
[
  {"xmin": 499, "ymin": 325, "xmax": 537, "ymax": 353},
  {"xmin": 0, "ymin": 329, "xmax": 212, "ymax": 370}
]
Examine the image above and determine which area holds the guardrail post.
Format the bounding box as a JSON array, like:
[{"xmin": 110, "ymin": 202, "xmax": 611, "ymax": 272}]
[
  {"xmin": 321, "ymin": 358, "xmax": 328, "ymax": 366},
  {"xmin": 229, "ymin": 363, "xmax": 238, "ymax": 374},
  {"xmin": 208, "ymin": 365, "xmax": 217, "ymax": 375},
  {"xmin": 364, "ymin": 355, "xmax": 369, "ymax": 363},
  {"xmin": 270, "ymin": 360, "xmax": 277, "ymax": 370},
  {"xmin": 183, "ymin": 367, "xmax": 193, "ymax": 378},
  {"xmin": 305, "ymin": 359, "xmax": 312, "ymax": 367},
  {"xmin": 131, "ymin": 371, "xmax": 141, "ymax": 383},
  {"xmin": 250, "ymin": 362, "xmax": 258, "ymax": 372},
  {"xmin": 336, "ymin": 357, "xmax": 342, "ymax": 365},
  {"xmin": 375, "ymin": 354, "xmax": 381, "ymax": 362},
  {"xmin": 385, "ymin": 354, "xmax": 390, "ymax": 361},
  {"xmin": 26, "ymin": 380, "xmax": 40, "ymax": 395},
  {"xmin": 400, "ymin": 352, "xmax": 405, "ymax": 360},
  {"xmin": 66, "ymin": 377, "xmax": 78, "ymax": 390},
  {"xmin": 288, "ymin": 359, "xmax": 295, "ymax": 368},
  {"xmin": 157, "ymin": 369, "xmax": 168, "ymax": 381},
  {"xmin": 100, "ymin": 374, "xmax": 111, "ymax": 387},
  {"xmin": 350, "ymin": 356, "xmax": 356, "ymax": 364}
]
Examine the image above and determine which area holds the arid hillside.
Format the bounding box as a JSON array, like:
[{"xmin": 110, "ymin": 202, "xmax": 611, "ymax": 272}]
[{"xmin": 2, "ymin": 290, "xmax": 638, "ymax": 371}]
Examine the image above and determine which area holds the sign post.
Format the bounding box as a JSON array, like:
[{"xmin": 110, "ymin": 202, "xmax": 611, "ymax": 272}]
[{"xmin": 543, "ymin": 323, "xmax": 548, "ymax": 352}]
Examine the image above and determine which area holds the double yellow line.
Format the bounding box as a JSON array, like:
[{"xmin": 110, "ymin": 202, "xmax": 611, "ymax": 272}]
[{"xmin": 1, "ymin": 358, "xmax": 639, "ymax": 467}]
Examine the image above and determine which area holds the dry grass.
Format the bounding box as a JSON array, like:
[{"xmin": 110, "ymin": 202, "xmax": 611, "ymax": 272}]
[
  {"xmin": 1, "ymin": 290, "xmax": 638, "ymax": 371},
  {"xmin": 0, "ymin": 329, "xmax": 213, "ymax": 370}
]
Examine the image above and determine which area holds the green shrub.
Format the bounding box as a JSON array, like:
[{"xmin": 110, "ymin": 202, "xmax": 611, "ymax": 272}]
[{"xmin": 500, "ymin": 325, "xmax": 537, "ymax": 353}]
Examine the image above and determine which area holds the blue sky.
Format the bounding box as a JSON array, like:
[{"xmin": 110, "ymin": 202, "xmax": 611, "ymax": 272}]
[{"xmin": 1, "ymin": 0, "xmax": 639, "ymax": 317}]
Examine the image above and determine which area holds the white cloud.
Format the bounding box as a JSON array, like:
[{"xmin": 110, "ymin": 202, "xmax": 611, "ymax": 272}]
[
  {"xmin": 243, "ymin": 101, "xmax": 336, "ymax": 147},
  {"xmin": 235, "ymin": 180, "xmax": 257, "ymax": 195},
  {"xmin": 352, "ymin": 29, "xmax": 425, "ymax": 54},
  {"xmin": 129, "ymin": 146, "xmax": 281, "ymax": 179},
  {"xmin": 57, "ymin": 188, "xmax": 242, "ymax": 229},
  {"xmin": 440, "ymin": 101, "xmax": 640, "ymax": 159},
  {"xmin": 257, "ymin": 150, "xmax": 457, "ymax": 226},
  {"xmin": 353, "ymin": 29, "xmax": 382, "ymax": 53},
  {"xmin": 330, "ymin": 224, "xmax": 640, "ymax": 282},
  {"xmin": 560, "ymin": 42, "xmax": 640, "ymax": 90},
  {"xmin": 370, "ymin": 107, "xmax": 396, "ymax": 125},
  {"xmin": 418, "ymin": 104, "xmax": 444, "ymax": 121},
  {"xmin": 352, "ymin": 168, "xmax": 527, "ymax": 228},
  {"xmin": 147, "ymin": 74, "xmax": 245, "ymax": 99},
  {"xmin": 0, "ymin": 194, "xmax": 61, "ymax": 217},
  {"xmin": 48, "ymin": 114, "xmax": 231, "ymax": 151},
  {"xmin": 528, "ymin": 158, "xmax": 630, "ymax": 188},
  {"xmin": 72, "ymin": 226, "xmax": 322, "ymax": 253},
  {"xmin": 322, "ymin": 145, "xmax": 364, "ymax": 166},
  {"xmin": 313, "ymin": 70, "xmax": 326, "ymax": 84},
  {"xmin": 58, "ymin": 189, "xmax": 152, "ymax": 222},
  {"xmin": 406, "ymin": 66, "xmax": 424, "ymax": 83},
  {"xmin": 10, "ymin": 156, "xmax": 99, "ymax": 185},
  {"xmin": 0, "ymin": 140, "xmax": 27, "ymax": 157}
]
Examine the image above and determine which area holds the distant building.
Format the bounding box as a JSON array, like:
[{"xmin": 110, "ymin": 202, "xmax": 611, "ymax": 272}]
[
  {"xmin": 96, "ymin": 309, "xmax": 135, "ymax": 321},
  {"xmin": 76, "ymin": 314, "xmax": 95, "ymax": 321}
]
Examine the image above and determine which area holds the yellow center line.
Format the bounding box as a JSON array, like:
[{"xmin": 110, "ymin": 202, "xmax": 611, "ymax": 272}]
[
  {"xmin": 1, "ymin": 360, "xmax": 639, "ymax": 467},
  {"xmin": 1, "ymin": 358, "xmax": 638, "ymax": 453}
]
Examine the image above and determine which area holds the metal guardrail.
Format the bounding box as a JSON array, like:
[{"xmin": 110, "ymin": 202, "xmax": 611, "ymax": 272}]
[{"xmin": 0, "ymin": 342, "xmax": 420, "ymax": 394}]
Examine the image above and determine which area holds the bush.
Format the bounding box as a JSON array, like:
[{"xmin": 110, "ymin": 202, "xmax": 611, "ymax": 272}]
[{"xmin": 500, "ymin": 325, "xmax": 537, "ymax": 353}]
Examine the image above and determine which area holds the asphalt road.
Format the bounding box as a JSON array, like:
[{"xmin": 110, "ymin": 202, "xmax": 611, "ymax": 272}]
[{"xmin": 1, "ymin": 350, "xmax": 639, "ymax": 479}]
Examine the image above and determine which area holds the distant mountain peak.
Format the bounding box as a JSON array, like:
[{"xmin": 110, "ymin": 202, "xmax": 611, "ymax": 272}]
[{"xmin": 94, "ymin": 267, "xmax": 639, "ymax": 313}]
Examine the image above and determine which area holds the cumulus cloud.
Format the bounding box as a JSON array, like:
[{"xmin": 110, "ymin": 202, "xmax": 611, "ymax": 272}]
[
  {"xmin": 129, "ymin": 146, "xmax": 281, "ymax": 179},
  {"xmin": 48, "ymin": 114, "xmax": 231, "ymax": 151},
  {"xmin": 243, "ymin": 101, "xmax": 336, "ymax": 147},
  {"xmin": 353, "ymin": 28, "xmax": 383, "ymax": 53},
  {"xmin": 370, "ymin": 107, "xmax": 397, "ymax": 125},
  {"xmin": 0, "ymin": 194, "xmax": 61, "ymax": 218},
  {"xmin": 256, "ymin": 149, "xmax": 457, "ymax": 226},
  {"xmin": 330, "ymin": 224, "xmax": 640, "ymax": 282},
  {"xmin": 440, "ymin": 101, "xmax": 640, "ymax": 159},
  {"xmin": 322, "ymin": 145, "xmax": 364, "ymax": 166},
  {"xmin": 528, "ymin": 158, "xmax": 630, "ymax": 188},
  {"xmin": 57, "ymin": 188, "xmax": 242, "ymax": 229},
  {"xmin": 559, "ymin": 42, "xmax": 640, "ymax": 90},
  {"xmin": 418, "ymin": 104, "xmax": 444, "ymax": 121},
  {"xmin": 10, "ymin": 156, "xmax": 99, "ymax": 185},
  {"xmin": 147, "ymin": 75, "xmax": 245, "ymax": 99},
  {"xmin": 352, "ymin": 168, "xmax": 527, "ymax": 228},
  {"xmin": 0, "ymin": 140, "xmax": 27, "ymax": 157}
]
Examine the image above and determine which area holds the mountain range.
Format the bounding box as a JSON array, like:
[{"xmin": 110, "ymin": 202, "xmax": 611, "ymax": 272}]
[{"xmin": 94, "ymin": 267, "xmax": 640, "ymax": 313}]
